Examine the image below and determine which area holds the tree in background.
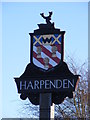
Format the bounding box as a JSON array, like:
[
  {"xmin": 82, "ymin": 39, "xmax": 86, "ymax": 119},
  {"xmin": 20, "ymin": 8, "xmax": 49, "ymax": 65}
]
[{"xmin": 55, "ymin": 55, "xmax": 88, "ymax": 119}]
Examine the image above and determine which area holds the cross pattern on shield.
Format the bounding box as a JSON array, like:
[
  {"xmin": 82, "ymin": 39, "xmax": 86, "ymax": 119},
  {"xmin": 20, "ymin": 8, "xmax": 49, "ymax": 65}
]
[{"xmin": 32, "ymin": 34, "xmax": 63, "ymax": 70}]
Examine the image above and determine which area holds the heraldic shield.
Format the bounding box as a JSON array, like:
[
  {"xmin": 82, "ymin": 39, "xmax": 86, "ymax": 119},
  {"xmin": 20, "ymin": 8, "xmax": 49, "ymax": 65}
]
[{"xmin": 32, "ymin": 34, "xmax": 63, "ymax": 70}]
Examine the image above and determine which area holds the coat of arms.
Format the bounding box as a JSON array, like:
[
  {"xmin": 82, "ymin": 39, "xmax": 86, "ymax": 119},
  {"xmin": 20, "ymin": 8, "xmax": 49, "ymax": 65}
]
[{"xmin": 32, "ymin": 34, "xmax": 62, "ymax": 70}]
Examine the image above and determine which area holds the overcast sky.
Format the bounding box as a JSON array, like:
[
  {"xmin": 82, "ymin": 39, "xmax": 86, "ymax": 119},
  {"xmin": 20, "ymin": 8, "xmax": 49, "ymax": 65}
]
[{"xmin": 0, "ymin": 1, "xmax": 88, "ymax": 119}]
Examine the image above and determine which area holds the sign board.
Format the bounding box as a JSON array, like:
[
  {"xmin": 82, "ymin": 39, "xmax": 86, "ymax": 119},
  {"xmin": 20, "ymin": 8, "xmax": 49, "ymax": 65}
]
[
  {"xmin": 15, "ymin": 77, "xmax": 78, "ymax": 93},
  {"xmin": 14, "ymin": 12, "xmax": 80, "ymax": 105}
]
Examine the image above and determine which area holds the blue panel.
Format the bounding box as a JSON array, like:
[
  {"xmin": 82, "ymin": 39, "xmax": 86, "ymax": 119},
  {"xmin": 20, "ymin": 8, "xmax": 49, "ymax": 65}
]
[
  {"xmin": 33, "ymin": 37, "xmax": 36, "ymax": 43},
  {"xmin": 58, "ymin": 36, "xmax": 62, "ymax": 42},
  {"xmin": 54, "ymin": 34, "xmax": 59, "ymax": 38},
  {"xmin": 40, "ymin": 37, "xmax": 43, "ymax": 43},
  {"xmin": 35, "ymin": 42, "xmax": 40, "ymax": 46},
  {"xmin": 36, "ymin": 35, "xmax": 40, "ymax": 39},
  {"xmin": 51, "ymin": 37, "xmax": 55, "ymax": 42},
  {"xmin": 54, "ymin": 41, "xmax": 59, "ymax": 45}
]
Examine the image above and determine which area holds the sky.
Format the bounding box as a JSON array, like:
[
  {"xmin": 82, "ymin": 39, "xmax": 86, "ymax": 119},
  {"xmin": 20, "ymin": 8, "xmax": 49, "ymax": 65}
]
[{"xmin": 0, "ymin": 1, "xmax": 88, "ymax": 119}]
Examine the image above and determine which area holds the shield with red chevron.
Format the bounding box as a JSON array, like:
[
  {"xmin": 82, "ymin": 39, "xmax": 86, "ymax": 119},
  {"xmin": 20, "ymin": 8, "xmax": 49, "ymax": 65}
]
[{"xmin": 32, "ymin": 34, "xmax": 63, "ymax": 70}]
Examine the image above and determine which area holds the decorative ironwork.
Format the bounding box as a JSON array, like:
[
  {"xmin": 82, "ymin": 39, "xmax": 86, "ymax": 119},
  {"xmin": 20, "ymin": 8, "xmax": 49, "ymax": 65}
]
[{"xmin": 40, "ymin": 11, "xmax": 53, "ymax": 24}]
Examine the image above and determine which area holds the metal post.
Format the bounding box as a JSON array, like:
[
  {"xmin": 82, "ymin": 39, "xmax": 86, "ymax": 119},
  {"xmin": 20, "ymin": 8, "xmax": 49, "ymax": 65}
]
[{"xmin": 39, "ymin": 93, "xmax": 52, "ymax": 120}]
